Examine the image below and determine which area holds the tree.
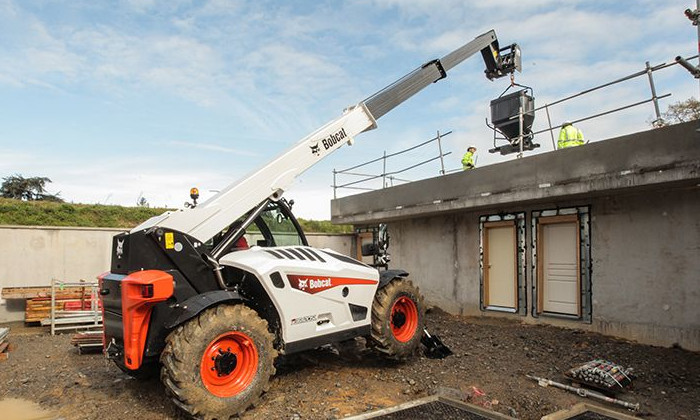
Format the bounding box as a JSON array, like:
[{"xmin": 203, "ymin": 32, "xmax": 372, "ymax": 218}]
[
  {"xmin": 0, "ymin": 174, "xmax": 63, "ymax": 202},
  {"xmin": 137, "ymin": 196, "xmax": 149, "ymax": 207},
  {"xmin": 653, "ymin": 97, "xmax": 700, "ymax": 127}
]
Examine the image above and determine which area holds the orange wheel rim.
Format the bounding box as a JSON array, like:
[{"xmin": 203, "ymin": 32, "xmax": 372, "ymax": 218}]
[
  {"xmin": 200, "ymin": 331, "xmax": 258, "ymax": 397},
  {"xmin": 390, "ymin": 296, "xmax": 418, "ymax": 342}
]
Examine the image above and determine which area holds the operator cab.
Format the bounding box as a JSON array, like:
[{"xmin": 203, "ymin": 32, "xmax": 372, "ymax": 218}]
[{"xmin": 206, "ymin": 198, "xmax": 308, "ymax": 257}]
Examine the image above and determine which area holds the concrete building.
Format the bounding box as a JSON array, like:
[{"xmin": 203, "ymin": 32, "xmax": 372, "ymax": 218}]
[{"xmin": 332, "ymin": 121, "xmax": 700, "ymax": 351}]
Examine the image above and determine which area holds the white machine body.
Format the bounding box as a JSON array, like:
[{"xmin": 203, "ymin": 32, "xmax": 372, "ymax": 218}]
[{"xmin": 219, "ymin": 246, "xmax": 379, "ymax": 344}]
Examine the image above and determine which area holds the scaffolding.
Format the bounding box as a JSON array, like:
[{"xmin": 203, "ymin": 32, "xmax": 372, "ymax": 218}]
[
  {"xmin": 333, "ymin": 131, "xmax": 453, "ymax": 198},
  {"xmin": 332, "ymin": 54, "xmax": 699, "ymax": 195},
  {"xmin": 43, "ymin": 279, "xmax": 102, "ymax": 335}
]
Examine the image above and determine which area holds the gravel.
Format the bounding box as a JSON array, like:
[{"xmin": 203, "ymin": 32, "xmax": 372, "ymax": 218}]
[{"xmin": 1, "ymin": 309, "xmax": 698, "ymax": 419}]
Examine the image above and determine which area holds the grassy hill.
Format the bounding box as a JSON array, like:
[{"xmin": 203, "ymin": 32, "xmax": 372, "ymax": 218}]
[
  {"xmin": 0, "ymin": 198, "xmax": 166, "ymax": 228},
  {"xmin": 0, "ymin": 198, "xmax": 352, "ymax": 233}
]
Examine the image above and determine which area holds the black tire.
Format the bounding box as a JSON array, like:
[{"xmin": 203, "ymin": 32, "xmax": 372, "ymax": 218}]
[
  {"xmin": 160, "ymin": 304, "xmax": 277, "ymax": 420},
  {"xmin": 369, "ymin": 277, "xmax": 425, "ymax": 359}
]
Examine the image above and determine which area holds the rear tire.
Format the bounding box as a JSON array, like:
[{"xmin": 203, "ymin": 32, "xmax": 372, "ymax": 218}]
[
  {"xmin": 160, "ymin": 304, "xmax": 276, "ymax": 420},
  {"xmin": 369, "ymin": 277, "xmax": 425, "ymax": 359}
]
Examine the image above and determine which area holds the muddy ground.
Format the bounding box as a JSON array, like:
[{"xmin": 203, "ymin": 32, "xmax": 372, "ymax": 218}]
[{"xmin": 1, "ymin": 310, "xmax": 698, "ymax": 420}]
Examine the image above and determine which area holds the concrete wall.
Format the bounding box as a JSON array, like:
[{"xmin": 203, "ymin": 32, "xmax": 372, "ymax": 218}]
[
  {"xmin": 0, "ymin": 225, "xmax": 121, "ymax": 287},
  {"xmin": 591, "ymin": 190, "xmax": 700, "ymax": 348},
  {"xmin": 0, "ymin": 226, "xmax": 122, "ymax": 323},
  {"xmin": 387, "ymin": 188, "xmax": 700, "ymax": 350},
  {"xmin": 0, "ymin": 226, "xmax": 355, "ymax": 322},
  {"xmin": 332, "ymin": 121, "xmax": 700, "ymax": 350}
]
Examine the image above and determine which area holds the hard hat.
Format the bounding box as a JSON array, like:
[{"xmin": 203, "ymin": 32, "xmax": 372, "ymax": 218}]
[{"xmin": 562, "ymin": 120, "xmax": 572, "ymax": 126}]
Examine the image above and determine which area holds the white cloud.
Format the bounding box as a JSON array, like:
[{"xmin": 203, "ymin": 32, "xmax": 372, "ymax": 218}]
[
  {"xmin": 168, "ymin": 140, "xmax": 259, "ymax": 156},
  {"xmin": 0, "ymin": 1, "xmax": 697, "ymax": 219}
]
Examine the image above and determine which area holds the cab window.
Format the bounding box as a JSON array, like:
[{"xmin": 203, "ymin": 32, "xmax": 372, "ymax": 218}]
[{"xmin": 254, "ymin": 202, "xmax": 304, "ymax": 247}]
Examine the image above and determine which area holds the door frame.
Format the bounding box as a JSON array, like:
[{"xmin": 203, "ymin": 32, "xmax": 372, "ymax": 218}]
[
  {"xmin": 536, "ymin": 214, "xmax": 580, "ymax": 316},
  {"xmin": 531, "ymin": 207, "xmax": 592, "ymax": 322},
  {"xmin": 479, "ymin": 212, "xmax": 526, "ymax": 315},
  {"xmin": 483, "ymin": 221, "xmax": 517, "ymax": 309}
]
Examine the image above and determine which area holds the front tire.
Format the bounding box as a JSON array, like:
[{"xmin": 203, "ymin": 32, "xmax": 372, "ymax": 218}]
[
  {"xmin": 369, "ymin": 277, "xmax": 425, "ymax": 359},
  {"xmin": 160, "ymin": 304, "xmax": 276, "ymax": 419}
]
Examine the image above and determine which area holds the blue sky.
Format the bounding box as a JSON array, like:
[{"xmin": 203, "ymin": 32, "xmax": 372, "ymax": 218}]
[{"xmin": 0, "ymin": 0, "xmax": 696, "ymax": 219}]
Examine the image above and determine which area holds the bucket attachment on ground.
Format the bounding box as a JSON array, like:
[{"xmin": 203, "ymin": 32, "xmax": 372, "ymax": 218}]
[{"xmin": 421, "ymin": 328, "xmax": 452, "ymax": 359}]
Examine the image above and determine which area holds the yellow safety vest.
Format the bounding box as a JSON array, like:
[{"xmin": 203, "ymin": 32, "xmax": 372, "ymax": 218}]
[
  {"xmin": 462, "ymin": 151, "xmax": 475, "ymax": 170},
  {"xmin": 558, "ymin": 125, "xmax": 584, "ymax": 149}
]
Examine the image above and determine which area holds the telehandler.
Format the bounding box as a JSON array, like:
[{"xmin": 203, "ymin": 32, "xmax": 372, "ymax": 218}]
[{"xmin": 99, "ymin": 30, "xmax": 521, "ymax": 419}]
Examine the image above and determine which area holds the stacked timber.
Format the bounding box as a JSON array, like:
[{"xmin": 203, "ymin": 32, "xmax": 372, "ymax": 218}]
[
  {"xmin": 43, "ymin": 280, "xmax": 102, "ymax": 334},
  {"xmin": 0, "ymin": 327, "xmax": 9, "ymax": 360},
  {"xmin": 1, "ymin": 285, "xmax": 99, "ymax": 324},
  {"xmin": 71, "ymin": 331, "xmax": 103, "ymax": 354}
]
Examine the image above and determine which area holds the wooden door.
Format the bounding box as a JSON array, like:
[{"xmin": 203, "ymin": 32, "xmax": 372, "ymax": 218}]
[{"xmin": 484, "ymin": 221, "xmax": 517, "ymax": 309}]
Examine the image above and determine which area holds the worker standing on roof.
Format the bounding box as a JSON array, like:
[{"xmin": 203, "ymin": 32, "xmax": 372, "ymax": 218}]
[
  {"xmin": 558, "ymin": 121, "xmax": 584, "ymax": 149},
  {"xmin": 462, "ymin": 146, "xmax": 477, "ymax": 170}
]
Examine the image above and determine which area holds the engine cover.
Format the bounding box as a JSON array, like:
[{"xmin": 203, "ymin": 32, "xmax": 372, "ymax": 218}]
[{"xmin": 219, "ymin": 246, "xmax": 379, "ymax": 347}]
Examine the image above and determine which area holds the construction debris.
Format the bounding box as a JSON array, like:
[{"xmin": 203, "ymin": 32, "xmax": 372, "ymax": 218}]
[
  {"xmin": 526, "ymin": 374, "xmax": 640, "ymax": 411},
  {"xmin": 2, "ymin": 284, "xmax": 101, "ymax": 324},
  {"xmin": 71, "ymin": 331, "xmax": 103, "ymax": 354},
  {"xmin": 0, "ymin": 327, "xmax": 10, "ymax": 361},
  {"xmin": 42, "ymin": 279, "xmax": 102, "ymax": 335},
  {"xmin": 1, "ymin": 285, "xmax": 89, "ymax": 299},
  {"xmin": 566, "ymin": 359, "xmax": 635, "ymax": 393}
]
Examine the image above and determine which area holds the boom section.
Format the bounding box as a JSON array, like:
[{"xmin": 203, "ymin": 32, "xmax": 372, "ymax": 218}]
[
  {"xmin": 134, "ymin": 30, "xmax": 518, "ymax": 243},
  {"xmin": 139, "ymin": 104, "xmax": 376, "ymax": 242}
]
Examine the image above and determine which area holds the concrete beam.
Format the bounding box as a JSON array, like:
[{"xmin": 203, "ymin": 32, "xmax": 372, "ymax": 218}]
[{"xmin": 331, "ymin": 121, "xmax": 700, "ymax": 224}]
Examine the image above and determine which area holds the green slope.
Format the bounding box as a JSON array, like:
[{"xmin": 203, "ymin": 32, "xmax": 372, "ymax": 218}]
[{"xmin": 0, "ymin": 198, "xmax": 352, "ymax": 233}]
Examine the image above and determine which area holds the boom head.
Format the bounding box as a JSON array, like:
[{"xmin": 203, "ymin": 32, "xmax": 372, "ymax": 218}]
[{"xmin": 482, "ymin": 41, "xmax": 522, "ymax": 80}]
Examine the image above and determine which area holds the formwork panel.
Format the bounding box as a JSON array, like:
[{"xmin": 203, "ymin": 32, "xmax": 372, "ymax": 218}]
[{"xmin": 346, "ymin": 396, "xmax": 515, "ymax": 420}]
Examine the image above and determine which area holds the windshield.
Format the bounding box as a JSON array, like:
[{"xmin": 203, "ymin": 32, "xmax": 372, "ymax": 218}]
[{"xmin": 252, "ymin": 201, "xmax": 304, "ymax": 247}]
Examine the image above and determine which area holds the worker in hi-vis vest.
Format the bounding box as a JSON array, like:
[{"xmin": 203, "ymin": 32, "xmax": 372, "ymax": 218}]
[
  {"xmin": 462, "ymin": 146, "xmax": 477, "ymax": 170},
  {"xmin": 558, "ymin": 121, "xmax": 584, "ymax": 149}
]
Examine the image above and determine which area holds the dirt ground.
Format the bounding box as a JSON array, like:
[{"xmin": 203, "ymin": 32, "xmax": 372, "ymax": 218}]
[{"xmin": 1, "ymin": 309, "xmax": 698, "ymax": 420}]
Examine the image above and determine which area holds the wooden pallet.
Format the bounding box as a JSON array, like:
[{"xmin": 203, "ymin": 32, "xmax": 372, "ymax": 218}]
[
  {"xmin": 0, "ymin": 327, "xmax": 10, "ymax": 361},
  {"xmin": 3, "ymin": 284, "xmax": 100, "ymax": 323},
  {"xmin": 71, "ymin": 331, "xmax": 103, "ymax": 354},
  {"xmin": 25, "ymin": 296, "xmax": 99, "ymax": 323},
  {"xmin": 2, "ymin": 285, "xmax": 91, "ymax": 299}
]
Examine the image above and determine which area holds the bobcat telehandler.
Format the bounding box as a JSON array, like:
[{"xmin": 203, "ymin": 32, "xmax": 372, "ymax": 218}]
[{"xmin": 99, "ymin": 30, "xmax": 521, "ymax": 419}]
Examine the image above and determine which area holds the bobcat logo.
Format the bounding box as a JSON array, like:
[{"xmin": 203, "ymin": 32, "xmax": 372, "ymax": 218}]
[
  {"xmin": 297, "ymin": 279, "xmax": 308, "ymax": 290},
  {"xmin": 116, "ymin": 239, "xmax": 125, "ymax": 259},
  {"xmin": 310, "ymin": 142, "xmax": 320, "ymax": 156}
]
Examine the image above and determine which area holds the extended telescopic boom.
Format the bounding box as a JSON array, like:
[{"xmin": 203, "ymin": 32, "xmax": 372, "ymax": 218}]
[{"xmin": 135, "ymin": 30, "xmax": 521, "ymax": 243}]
